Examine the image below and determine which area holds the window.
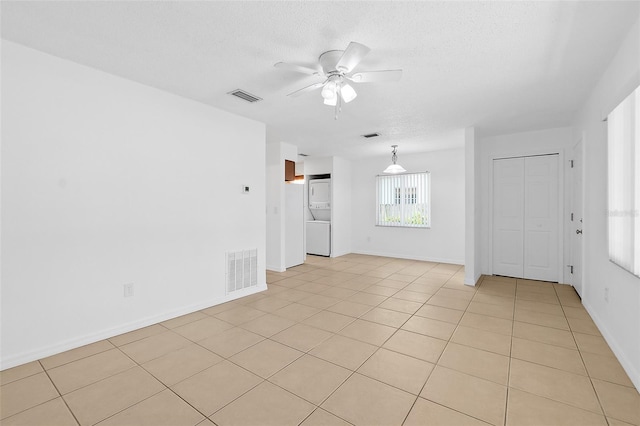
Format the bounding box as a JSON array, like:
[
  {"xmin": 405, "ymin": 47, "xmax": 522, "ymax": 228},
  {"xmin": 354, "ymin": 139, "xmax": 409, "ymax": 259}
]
[
  {"xmin": 394, "ymin": 187, "xmax": 417, "ymax": 204},
  {"xmin": 376, "ymin": 172, "xmax": 430, "ymax": 227},
  {"xmin": 607, "ymin": 84, "xmax": 640, "ymax": 277}
]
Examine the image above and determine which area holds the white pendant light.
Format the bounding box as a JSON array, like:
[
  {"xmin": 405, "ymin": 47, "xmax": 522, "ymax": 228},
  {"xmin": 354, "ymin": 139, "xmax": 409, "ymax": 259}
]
[{"xmin": 383, "ymin": 145, "xmax": 407, "ymax": 174}]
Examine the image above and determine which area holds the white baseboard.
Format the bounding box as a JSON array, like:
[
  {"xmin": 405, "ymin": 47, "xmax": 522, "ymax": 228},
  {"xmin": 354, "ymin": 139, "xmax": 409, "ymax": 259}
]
[
  {"xmin": 583, "ymin": 301, "xmax": 640, "ymax": 391},
  {"xmin": 351, "ymin": 249, "xmax": 464, "ymax": 266},
  {"xmin": 266, "ymin": 265, "xmax": 286, "ymax": 272},
  {"xmin": 0, "ymin": 285, "xmax": 267, "ymax": 371},
  {"xmin": 464, "ymin": 271, "xmax": 482, "ymax": 286}
]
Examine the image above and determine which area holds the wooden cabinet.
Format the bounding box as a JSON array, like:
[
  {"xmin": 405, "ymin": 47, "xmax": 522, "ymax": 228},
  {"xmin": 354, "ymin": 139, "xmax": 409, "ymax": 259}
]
[{"xmin": 285, "ymin": 159, "xmax": 295, "ymax": 181}]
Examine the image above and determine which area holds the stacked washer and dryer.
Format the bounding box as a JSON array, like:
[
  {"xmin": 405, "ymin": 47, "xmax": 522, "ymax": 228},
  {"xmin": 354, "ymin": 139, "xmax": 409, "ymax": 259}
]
[{"xmin": 306, "ymin": 178, "xmax": 331, "ymax": 256}]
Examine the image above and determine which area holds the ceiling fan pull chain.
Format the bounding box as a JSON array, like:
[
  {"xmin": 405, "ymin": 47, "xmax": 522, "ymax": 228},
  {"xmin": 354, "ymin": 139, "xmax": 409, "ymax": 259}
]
[{"xmin": 336, "ymin": 84, "xmax": 343, "ymax": 120}]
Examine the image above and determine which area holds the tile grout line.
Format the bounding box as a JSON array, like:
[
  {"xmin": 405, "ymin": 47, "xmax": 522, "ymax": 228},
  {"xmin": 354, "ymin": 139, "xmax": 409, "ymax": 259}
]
[
  {"xmin": 557, "ymin": 284, "xmax": 610, "ymax": 421},
  {"xmin": 90, "ymin": 345, "xmax": 180, "ymax": 424},
  {"xmin": 160, "ymin": 309, "xmax": 315, "ymax": 422},
  {"xmin": 504, "ymin": 276, "xmax": 518, "ymax": 426},
  {"xmin": 127, "ymin": 333, "xmax": 238, "ymax": 422},
  {"xmin": 504, "ymin": 281, "xmax": 614, "ymax": 421},
  {"xmin": 0, "ymin": 362, "xmax": 77, "ymax": 424},
  {"xmin": 37, "ymin": 359, "xmax": 82, "ymax": 426},
  {"xmin": 250, "ymin": 269, "xmax": 399, "ymax": 424},
  {"xmin": 403, "ymin": 273, "xmax": 493, "ymax": 426},
  {"xmin": 400, "ymin": 271, "xmax": 460, "ymax": 426},
  {"xmin": 87, "ymin": 325, "xmax": 259, "ymax": 424},
  {"xmin": 279, "ymin": 264, "xmax": 459, "ymax": 425}
]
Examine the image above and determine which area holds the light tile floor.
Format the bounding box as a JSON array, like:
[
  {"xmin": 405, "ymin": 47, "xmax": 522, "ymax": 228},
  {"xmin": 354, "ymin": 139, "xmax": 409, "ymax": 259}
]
[{"xmin": 1, "ymin": 254, "xmax": 639, "ymax": 426}]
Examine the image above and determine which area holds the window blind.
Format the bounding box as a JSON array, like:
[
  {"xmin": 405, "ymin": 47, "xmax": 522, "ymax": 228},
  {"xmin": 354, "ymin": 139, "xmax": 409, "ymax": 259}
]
[
  {"xmin": 608, "ymin": 84, "xmax": 640, "ymax": 277},
  {"xmin": 376, "ymin": 172, "xmax": 430, "ymax": 228}
]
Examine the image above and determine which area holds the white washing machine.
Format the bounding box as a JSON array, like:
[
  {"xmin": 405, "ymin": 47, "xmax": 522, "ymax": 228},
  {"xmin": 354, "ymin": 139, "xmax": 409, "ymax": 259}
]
[{"xmin": 306, "ymin": 220, "xmax": 331, "ymax": 256}]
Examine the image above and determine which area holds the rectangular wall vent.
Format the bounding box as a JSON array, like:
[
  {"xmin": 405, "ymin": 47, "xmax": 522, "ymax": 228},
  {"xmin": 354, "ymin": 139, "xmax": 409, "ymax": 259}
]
[
  {"xmin": 226, "ymin": 249, "xmax": 258, "ymax": 294},
  {"xmin": 362, "ymin": 132, "xmax": 381, "ymax": 138},
  {"xmin": 228, "ymin": 89, "xmax": 262, "ymax": 103}
]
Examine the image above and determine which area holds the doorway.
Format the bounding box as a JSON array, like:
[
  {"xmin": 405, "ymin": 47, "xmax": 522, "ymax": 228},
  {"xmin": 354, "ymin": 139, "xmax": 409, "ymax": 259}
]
[{"xmin": 492, "ymin": 154, "xmax": 560, "ymax": 281}]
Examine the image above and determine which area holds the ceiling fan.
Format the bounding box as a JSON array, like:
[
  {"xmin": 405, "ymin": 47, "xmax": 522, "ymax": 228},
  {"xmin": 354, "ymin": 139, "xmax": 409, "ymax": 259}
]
[{"xmin": 274, "ymin": 42, "xmax": 402, "ymax": 118}]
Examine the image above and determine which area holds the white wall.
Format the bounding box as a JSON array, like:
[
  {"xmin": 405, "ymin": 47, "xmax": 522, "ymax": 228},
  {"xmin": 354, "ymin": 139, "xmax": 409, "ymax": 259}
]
[
  {"xmin": 265, "ymin": 144, "xmax": 283, "ymax": 271},
  {"xmin": 331, "ymin": 156, "xmax": 352, "ymax": 257},
  {"xmin": 572, "ymin": 16, "xmax": 640, "ymax": 390},
  {"xmin": 266, "ymin": 142, "xmax": 299, "ymax": 271},
  {"xmin": 1, "ymin": 41, "xmax": 267, "ymax": 369},
  {"xmin": 478, "ymin": 127, "xmax": 574, "ymax": 283},
  {"xmin": 351, "ymin": 149, "xmax": 465, "ymax": 264},
  {"xmin": 464, "ymin": 127, "xmax": 481, "ymax": 285},
  {"xmin": 304, "ymin": 156, "xmax": 333, "ymax": 176}
]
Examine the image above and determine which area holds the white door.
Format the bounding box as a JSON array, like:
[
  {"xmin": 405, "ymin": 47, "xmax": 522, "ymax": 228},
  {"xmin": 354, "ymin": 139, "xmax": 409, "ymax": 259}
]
[
  {"xmin": 524, "ymin": 155, "xmax": 559, "ymax": 281},
  {"xmin": 492, "ymin": 155, "xmax": 560, "ymax": 281},
  {"xmin": 493, "ymin": 157, "xmax": 525, "ymax": 278},
  {"xmin": 570, "ymin": 141, "xmax": 584, "ymax": 296},
  {"xmin": 285, "ymin": 184, "xmax": 304, "ymax": 268}
]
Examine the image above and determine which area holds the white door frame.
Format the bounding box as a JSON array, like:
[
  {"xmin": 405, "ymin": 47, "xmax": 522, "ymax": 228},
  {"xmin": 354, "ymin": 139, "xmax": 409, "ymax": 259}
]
[
  {"xmin": 569, "ymin": 138, "xmax": 584, "ymax": 295},
  {"xmin": 487, "ymin": 149, "xmax": 565, "ymax": 282}
]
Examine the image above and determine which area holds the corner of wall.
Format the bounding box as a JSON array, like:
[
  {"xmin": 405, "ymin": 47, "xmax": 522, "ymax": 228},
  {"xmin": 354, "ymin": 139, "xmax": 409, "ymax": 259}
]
[
  {"xmin": 583, "ymin": 300, "xmax": 640, "ymax": 390},
  {"xmin": 464, "ymin": 126, "xmax": 479, "ymax": 285}
]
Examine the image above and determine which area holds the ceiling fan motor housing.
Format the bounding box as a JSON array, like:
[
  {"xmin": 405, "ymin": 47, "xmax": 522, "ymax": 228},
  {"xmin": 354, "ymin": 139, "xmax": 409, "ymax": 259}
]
[{"xmin": 319, "ymin": 50, "xmax": 346, "ymax": 75}]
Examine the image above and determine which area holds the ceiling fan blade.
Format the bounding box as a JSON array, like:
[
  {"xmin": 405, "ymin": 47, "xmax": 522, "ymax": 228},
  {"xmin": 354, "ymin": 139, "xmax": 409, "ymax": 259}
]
[
  {"xmin": 274, "ymin": 62, "xmax": 320, "ymax": 76},
  {"xmin": 287, "ymin": 81, "xmax": 326, "ymax": 97},
  {"xmin": 349, "ymin": 70, "xmax": 403, "ymax": 83},
  {"xmin": 335, "ymin": 42, "xmax": 371, "ymax": 73}
]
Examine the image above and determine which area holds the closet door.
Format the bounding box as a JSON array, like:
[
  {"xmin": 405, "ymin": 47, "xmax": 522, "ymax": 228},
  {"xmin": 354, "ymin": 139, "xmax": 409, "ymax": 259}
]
[
  {"xmin": 493, "ymin": 157, "xmax": 525, "ymax": 277},
  {"xmin": 523, "ymin": 155, "xmax": 559, "ymax": 281}
]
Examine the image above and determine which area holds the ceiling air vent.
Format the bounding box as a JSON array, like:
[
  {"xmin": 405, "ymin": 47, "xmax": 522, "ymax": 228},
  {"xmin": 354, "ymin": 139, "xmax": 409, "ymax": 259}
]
[
  {"xmin": 228, "ymin": 89, "xmax": 262, "ymax": 103},
  {"xmin": 299, "ymin": 153, "xmax": 309, "ymax": 157},
  {"xmin": 362, "ymin": 133, "xmax": 381, "ymax": 139}
]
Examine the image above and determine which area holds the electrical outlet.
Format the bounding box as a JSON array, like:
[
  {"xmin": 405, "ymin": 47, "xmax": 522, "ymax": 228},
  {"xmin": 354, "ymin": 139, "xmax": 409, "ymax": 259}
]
[
  {"xmin": 124, "ymin": 283, "xmax": 134, "ymax": 298},
  {"xmin": 604, "ymin": 287, "xmax": 609, "ymax": 303}
]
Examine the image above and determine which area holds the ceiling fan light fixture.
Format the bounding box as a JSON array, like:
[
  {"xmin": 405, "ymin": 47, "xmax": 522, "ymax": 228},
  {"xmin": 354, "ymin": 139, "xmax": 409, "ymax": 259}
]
[
  {"xmin": 383, "ymin": 145, "xmax": 407, "ymax": 174},
  {"xmin": 324, "ymin": 95, "xmax": 337, "ymax": 106},
  {"xmin": 341, "ymin": 83, "xmax": 357, "ymax": 103},
  {"xmin": 321, "ymin": 81, "xmax": 337, "ymax": 100}
]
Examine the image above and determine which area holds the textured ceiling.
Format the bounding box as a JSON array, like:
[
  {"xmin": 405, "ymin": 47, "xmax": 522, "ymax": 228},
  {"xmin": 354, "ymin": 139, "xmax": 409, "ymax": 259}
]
[{"xmin": 2, "ymin": 1, "xmax": 638, "ymax": 158}]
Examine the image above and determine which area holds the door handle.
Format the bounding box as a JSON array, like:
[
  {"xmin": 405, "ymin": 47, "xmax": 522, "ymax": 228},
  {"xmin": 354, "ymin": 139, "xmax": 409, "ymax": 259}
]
[{"xmin": 576, "ymin": 229, "xmax": 583, "ymax": 234}]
